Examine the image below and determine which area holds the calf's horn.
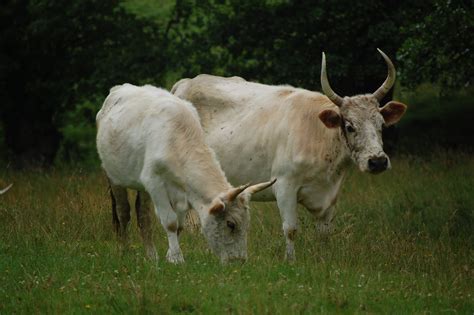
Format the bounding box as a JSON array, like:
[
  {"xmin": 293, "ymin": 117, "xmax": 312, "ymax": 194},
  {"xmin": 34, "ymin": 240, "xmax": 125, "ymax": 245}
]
[
  {"xmin": 321, "ymin": 52, "xmax": 344, "ymax": 107},
  {"xmin": 373, "ymin": 48, "xmax": 396, "ymax": 101},
  {"xmin": 244, "ymin": 178, "xmax": 277, "ymax": 195},
  {"xmin": 225, "ymin": 183, "xmax": 251, "ymax": 202}
]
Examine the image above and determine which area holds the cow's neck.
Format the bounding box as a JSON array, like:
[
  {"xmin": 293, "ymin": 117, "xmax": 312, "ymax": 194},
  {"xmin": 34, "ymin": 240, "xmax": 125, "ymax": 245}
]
[
  {"xmin": 329, "ymin": 128, "xmax": 352, "ymax": 177},
  {"xmin": 306, "ymin": 127, "xmax": 352, "ymax": 182},
  {"xmin": 184, "ymin": 163, "xmax": 231, "ymax": 219},
  {"xmin": 308, "ymin": 126, "xmax": 352, "ymax": 180}
]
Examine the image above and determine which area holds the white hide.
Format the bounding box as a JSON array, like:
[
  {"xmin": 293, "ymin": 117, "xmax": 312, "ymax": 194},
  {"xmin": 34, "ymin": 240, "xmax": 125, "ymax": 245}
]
[
  {"xmin": 97, "ymin": 84, "xmax": 276, "ymax": 263},
  {"xmin": 172, "ymin": 74, "xmax": 405, "ymax": 260}
]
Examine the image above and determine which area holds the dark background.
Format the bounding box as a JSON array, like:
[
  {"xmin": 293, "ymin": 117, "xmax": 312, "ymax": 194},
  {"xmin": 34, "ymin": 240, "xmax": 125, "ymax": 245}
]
[{"xmin": 1, "ymin": 0, "xmax": 473, "ymax": 168}]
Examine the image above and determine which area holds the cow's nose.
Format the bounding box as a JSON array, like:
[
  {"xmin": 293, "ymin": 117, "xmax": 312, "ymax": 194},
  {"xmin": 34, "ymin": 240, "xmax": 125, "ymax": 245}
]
[{"xmin": 368, "ymin": 157, "xmax": 388, "ymax": 173}]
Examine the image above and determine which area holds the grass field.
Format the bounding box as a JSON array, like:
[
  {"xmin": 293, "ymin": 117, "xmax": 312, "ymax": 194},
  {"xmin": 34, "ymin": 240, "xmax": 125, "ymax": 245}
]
[{"xmin": 0, "ymin": 152, "xmax": 473, "ymax": 314}]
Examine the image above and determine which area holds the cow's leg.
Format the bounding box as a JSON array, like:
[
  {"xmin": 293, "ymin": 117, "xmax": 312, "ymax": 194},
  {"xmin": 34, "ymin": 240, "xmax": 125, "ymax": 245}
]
[
  {"xmin": 109, "ymin": 183, "xmax": 131, "ymax": 252},
  {"xmin": 143, "ymin": 179, "xmax": 184, "ymax": 264},
  {"xmin": 135, "ymin": 191, "xmax": 158, "ymax": 261},
  {"xmin": 315, "ymin": 205, "xmax": 336, "ymax": 236},
  {"xmin": 275, "ymin": 181, "xmax": 298, "ymax": 262}
]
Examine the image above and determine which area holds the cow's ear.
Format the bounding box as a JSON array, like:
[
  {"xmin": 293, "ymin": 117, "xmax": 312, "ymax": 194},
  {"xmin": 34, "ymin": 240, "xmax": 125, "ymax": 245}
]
[
  {"xmin": 319, "ymin": 109, "xmax": 341, "ymax": 129},
  {"xmin": 380, "ymin": 101, "xmax": 407, "ymax": 126},
  {"xmin": 209, "ymin": 199, "xmax": 225, "ymax": 215}
]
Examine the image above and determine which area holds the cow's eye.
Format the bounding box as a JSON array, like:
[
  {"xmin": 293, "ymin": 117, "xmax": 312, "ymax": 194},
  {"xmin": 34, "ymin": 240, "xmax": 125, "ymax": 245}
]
[
  {"xmin": 346, "ymin": 125, "xmax": 355, "ymax": 133},
  {"xmin": 227, "ymin": 221, "xmax": 236, "ymax": 231}
]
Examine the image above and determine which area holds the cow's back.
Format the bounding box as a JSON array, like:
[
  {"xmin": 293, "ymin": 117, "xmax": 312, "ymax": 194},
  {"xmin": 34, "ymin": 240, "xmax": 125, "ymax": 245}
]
[
  {"xmin": 173, "ymin": 75, "xmax": 279, "ymax": 130},
  {"xmin": 172, "ymin": 75, "xmax": 340, "ymax": 201},
  {"xmin": 97, "ymin": 84, "xmax": 202, "ymax": 189}
]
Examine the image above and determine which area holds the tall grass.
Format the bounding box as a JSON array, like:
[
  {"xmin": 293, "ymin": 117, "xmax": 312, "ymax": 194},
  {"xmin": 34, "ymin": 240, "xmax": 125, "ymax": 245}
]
[{"xmin": 0, "ymin": 153, "xmax": 473, "ymax": 313}]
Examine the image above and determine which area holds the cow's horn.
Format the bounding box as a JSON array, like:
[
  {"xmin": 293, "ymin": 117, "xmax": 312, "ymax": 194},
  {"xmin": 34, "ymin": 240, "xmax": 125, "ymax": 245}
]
[
  {"xmin": 0, "ymin": 183, "xmax": 12, "ymax": 195},
  {"xmin": 225, "ymin": 183, "xmax": 251, "ymax": 202},
  {"xmin": 321, "ymin": 52, "xmax": 344, "ymax": 107},
  {"xmin": 373, "ymin": 48, "xmax": 396, "ymax": 102},
  {"xmin": 244, "ymin": 178, "xmax": 277, "ymax": 195}
]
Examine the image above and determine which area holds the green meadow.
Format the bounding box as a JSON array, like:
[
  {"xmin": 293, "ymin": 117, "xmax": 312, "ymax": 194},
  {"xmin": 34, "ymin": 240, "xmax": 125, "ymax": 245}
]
[{"xmin": 1, "ymin": 152, "xmax": 472, "ymax": 313}]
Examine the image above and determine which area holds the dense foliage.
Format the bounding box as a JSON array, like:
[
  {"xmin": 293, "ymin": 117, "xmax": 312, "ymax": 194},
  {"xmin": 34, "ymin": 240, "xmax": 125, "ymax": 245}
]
[
  {"xmin": 0, "ymin": 0, "xmax": 163, "ymax": 166},
  {"xmin": 170, "ymin": 0, "xmax": 421, "ymax": 94},
  {"xmin": 398, "ymin": 0, "xmax": 474, "ymax": 90},
  {"xmin": 0, "ymin": 0, "xmax": 473, "ymax": 167}
]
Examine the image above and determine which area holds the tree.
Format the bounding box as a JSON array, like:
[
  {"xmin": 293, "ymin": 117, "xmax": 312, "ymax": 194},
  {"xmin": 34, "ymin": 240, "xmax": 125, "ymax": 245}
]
[
  {"xmin": 170, "ymin": 0, "xmax": 430, "ymax": 96},
  {"xmin": 0, "ymin": 0, "xmax": 162, "ymax": 167},
  {"xmin": 398, "ymin": 0, "xmax": 473, "ymax": 90}
]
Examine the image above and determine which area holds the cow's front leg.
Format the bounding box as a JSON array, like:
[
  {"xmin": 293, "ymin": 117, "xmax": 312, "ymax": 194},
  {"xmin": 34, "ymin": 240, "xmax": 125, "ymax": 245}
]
[
  {"xmin": 144, "ymin": 180, "xmax": 184, "ymax": 264},
  {"xmin": 275, "ymin": 181, "xmax": 298, "ymax": 262}
]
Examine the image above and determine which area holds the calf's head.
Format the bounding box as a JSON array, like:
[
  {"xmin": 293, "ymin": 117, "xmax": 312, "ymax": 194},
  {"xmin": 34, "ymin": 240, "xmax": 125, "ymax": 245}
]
[
  {"xmin": 319, "ymin": 49, "xmax": 407, "ymax": 174},
  {"xmin": 202, "ymin": 179, "xmax": 276, "ymax": 263}
]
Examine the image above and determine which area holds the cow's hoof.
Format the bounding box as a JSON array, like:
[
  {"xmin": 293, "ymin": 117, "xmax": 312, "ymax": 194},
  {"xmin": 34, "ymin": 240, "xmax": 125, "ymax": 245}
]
[
  {"xmin": 166, "ymin": 250, "xmax": 185, "ymax": 264},
  {"xmin": 316, "ymin": 222, "xmax": 334, "ymax": 236},
  {"xmin": 285, "ymin": 249, "xmax": 296, "ymax": 263}
]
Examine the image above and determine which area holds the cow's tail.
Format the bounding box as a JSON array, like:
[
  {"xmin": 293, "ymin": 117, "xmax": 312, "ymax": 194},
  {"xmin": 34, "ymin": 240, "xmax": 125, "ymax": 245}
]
[{"xmin": 105, "ymin": 175, "xmax": 120, "ymax": 235}]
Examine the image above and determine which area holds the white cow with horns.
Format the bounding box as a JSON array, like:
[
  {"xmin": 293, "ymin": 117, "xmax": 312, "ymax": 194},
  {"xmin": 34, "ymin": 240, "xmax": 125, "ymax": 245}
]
[
  {"xmin": 172, "ymin": 49, "xmax": 407, "ymax": 261},
  {"xmin": 96, "ymin": 84, "xmax": 275, "ymax": 263}
]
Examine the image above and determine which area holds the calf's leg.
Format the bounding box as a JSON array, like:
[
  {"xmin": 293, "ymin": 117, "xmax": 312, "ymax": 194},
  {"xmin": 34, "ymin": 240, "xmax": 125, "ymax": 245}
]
[
  {"xmin": 143, "ymin": 179, "xmax": 184, "ymax": 264},
  {"xmin": 135, "ymin": 191, "xmax": 158, "ymax": 261},
  {"xmin": 109, "ymin": 182, "xmax": 131, "ymax": 253}
]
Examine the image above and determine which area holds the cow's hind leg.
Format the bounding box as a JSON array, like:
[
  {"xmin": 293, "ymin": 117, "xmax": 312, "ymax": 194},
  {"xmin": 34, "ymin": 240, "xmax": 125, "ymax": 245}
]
[
  {"xmin": 135, "ymin": 191, "xmax": 158, "ymax": 261},
  {"xmin": 315, "ymin": 205, "xmax": 335, "ymax": 237},
  {"xmin": 109, "ymin": 182, "xmax": 131, "ymax": 253}
]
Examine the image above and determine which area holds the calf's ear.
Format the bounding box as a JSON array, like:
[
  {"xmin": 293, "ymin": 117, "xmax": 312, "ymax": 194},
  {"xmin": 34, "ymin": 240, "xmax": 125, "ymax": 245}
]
[
  {"xmin": 209, "ymin": 199, "xmax": 225, "ymax": 215},
  {"xmin": 380, "ymin": 101, "xmax": 407, "ymax": 126},
  {"xmin": 319, "ymin": 109, "xmax": 341, "ymax": 128}
]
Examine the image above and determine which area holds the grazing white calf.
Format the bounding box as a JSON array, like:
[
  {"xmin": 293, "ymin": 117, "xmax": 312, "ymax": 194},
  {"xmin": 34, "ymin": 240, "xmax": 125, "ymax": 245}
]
[
  {"xmin": 172, "ymin": 49, "xmax": 407, "ymax": 261},
  {"xmin": 96, "ymin": 84, "xmax": 275, "ymax": 263}
]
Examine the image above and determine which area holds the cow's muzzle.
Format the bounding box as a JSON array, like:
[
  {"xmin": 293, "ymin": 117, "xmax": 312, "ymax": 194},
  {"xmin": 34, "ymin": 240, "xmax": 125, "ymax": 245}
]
[{"xmin": 368, "ymin": 156, "xmax": 388, "ymax": 173}]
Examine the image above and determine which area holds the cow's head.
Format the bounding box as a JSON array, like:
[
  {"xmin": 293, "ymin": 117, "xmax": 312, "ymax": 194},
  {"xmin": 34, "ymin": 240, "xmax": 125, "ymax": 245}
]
[
  {"xmin": 318, "ymin": 49, "xmax": 407, "ymax": 174},
  {"xmin": 202, "ymin": 179, "xmax": 276, "ymax": 263}
]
